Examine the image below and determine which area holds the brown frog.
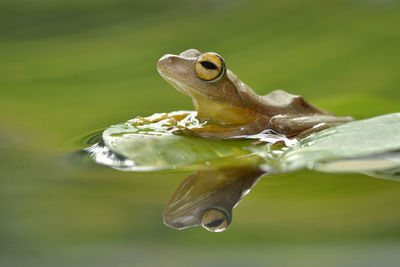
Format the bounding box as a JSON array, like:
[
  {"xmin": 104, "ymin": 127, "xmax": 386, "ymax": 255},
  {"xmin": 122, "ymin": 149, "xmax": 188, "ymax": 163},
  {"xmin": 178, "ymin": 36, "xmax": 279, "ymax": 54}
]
[{"xmin": 157, "ymin": 49, "xmax": 352, "ymax": 139}]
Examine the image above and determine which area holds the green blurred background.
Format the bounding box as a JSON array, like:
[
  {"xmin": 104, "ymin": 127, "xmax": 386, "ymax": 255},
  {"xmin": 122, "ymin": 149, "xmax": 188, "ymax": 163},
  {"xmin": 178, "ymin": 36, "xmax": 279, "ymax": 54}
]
[{"xmin": 1, "ymin": 0, "xmax": 400, "ymax": 266}]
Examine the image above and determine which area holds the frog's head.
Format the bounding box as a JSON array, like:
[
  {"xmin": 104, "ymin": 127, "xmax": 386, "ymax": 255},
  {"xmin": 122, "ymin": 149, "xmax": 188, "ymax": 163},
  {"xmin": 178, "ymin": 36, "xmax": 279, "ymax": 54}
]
[{"xmin": 157, "ymin": 49, "xmax": 259, "ymax": 125}]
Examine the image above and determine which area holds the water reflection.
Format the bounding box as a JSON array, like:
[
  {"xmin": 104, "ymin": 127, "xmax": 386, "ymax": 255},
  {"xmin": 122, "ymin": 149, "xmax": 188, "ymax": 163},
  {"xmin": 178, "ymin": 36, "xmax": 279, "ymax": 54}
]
[
  {"xmin": 161, "ymin": 149, "xmax": 400, "ymax": 232},
  {"xmin": 163, "ymin": 159, "xmax": 266, "ymax": 232}
]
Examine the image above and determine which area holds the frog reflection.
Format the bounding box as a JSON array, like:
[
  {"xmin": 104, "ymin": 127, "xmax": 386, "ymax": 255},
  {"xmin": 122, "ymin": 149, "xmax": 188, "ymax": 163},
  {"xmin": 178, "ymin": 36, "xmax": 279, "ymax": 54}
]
[{"xmin": 163, "ymin": 162, "xmax": 266, "ymax": 232}]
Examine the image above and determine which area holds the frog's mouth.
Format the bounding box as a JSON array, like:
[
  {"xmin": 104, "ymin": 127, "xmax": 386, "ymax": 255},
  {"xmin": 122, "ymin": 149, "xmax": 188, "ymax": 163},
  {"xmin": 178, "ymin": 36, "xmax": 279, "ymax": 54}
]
[{"xmin": 158, "ymin": 72, "xmax": 191, "ymax": 96}]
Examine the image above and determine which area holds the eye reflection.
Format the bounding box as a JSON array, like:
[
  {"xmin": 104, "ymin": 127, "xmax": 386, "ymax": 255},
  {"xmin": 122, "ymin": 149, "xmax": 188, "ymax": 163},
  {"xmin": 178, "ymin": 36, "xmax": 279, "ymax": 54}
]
[{"xmin": 201, "ymin": 208, "xmax": 230, "ymax": 232}]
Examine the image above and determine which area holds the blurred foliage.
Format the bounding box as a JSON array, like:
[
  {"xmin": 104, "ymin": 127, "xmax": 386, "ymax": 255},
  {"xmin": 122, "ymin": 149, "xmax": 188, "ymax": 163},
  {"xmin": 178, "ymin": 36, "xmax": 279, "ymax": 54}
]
[{"xmin": 1, "ymin": 0, "xmax": 400, "ymax": 266}]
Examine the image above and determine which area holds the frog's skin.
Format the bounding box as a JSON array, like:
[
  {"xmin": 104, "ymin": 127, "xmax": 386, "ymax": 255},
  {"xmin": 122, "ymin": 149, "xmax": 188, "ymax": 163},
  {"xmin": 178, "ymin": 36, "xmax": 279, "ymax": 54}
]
[{"xmin": 157, "ymin": 49, "xmax": 353, "ymax": 139}]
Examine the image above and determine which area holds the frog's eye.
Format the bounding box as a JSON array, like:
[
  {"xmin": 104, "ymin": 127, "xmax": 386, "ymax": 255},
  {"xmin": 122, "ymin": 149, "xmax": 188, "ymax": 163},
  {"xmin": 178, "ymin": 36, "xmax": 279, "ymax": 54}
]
[
  {"xmin": 200, "ymin": 208, "xmax": 230, "ymax": 232},
  {"xmin": 195, "ymin": 53, "xmax": 225, "ymax": 82}
]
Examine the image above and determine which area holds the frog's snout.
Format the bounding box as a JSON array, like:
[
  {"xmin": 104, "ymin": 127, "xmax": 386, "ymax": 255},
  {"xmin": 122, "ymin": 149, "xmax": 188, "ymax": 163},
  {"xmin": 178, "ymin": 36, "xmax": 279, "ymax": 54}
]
[
  {"xmin": 157, "ymin": 54, "xmax": 175, "ymax": 69},
  {"xmin": 157, "ymin": 54, "xmax": 175, "ymax": 77},
  {"xmin": 157, "ymin": 54, "xmax": 191, "ymax": 80}
]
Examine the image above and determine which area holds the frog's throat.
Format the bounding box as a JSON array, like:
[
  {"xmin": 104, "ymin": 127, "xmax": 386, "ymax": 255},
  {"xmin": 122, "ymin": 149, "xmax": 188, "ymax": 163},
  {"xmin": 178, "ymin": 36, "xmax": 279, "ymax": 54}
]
[
  {"xmin": 189, "ymin": 91, "xmax": 259, "ymax": 126},
  {"xmin": 160, "ymin": 74, "xmax": 259, "ymax": 125}
]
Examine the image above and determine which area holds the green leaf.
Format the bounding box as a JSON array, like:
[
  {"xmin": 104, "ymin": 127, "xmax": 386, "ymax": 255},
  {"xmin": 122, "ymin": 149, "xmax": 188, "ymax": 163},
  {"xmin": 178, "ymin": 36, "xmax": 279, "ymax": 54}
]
[{"xmin": 279, "ymin": 113, "xmax": 400, "ymax": 179}]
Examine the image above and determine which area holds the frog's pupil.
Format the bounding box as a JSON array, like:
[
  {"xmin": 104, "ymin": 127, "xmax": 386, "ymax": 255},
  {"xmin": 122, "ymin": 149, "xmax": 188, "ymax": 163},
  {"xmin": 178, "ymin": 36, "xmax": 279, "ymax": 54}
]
[
  {"xmin": 206, "ymin": 219, "xmax": 224, "ymax": 228},
  {"xmin": 200, "ymin": 61, "xmax": 218, "ymax": 70}
]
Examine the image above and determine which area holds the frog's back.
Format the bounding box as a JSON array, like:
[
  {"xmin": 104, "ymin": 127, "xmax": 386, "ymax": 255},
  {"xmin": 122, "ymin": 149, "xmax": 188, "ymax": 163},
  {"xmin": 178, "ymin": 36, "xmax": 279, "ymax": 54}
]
[{"xmin": 260, "ymin": 90, "xmax": 328, "ymax": 116}]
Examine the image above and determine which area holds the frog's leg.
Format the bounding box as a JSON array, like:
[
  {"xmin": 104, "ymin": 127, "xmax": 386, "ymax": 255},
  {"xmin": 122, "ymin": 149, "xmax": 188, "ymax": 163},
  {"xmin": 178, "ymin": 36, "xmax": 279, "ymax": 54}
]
[
  {"xmin": 174, "ymin": 115, "xmax": 353, "ymax": 139},
  {"xmin": 271, "ymin": 115, "xmax": 353, "ymax": 138}
]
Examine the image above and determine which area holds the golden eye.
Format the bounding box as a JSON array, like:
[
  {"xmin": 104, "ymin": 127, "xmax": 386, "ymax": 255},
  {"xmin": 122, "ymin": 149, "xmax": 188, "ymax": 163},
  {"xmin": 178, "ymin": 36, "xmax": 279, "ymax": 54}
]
[
  {"xmin": 200, "ymin": 208, "xmax": 230, "ymax": 232},
  {"xmin": 195, "ymin": 53, "xmax": 225, "ymax": 82}
]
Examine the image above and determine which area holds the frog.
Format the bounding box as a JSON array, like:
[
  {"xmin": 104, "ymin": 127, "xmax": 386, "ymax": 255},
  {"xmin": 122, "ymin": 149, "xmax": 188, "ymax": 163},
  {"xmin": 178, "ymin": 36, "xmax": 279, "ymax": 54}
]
[{"xmin": 156, "ymin": 49, "xmax": 353, "ymax": 139}]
